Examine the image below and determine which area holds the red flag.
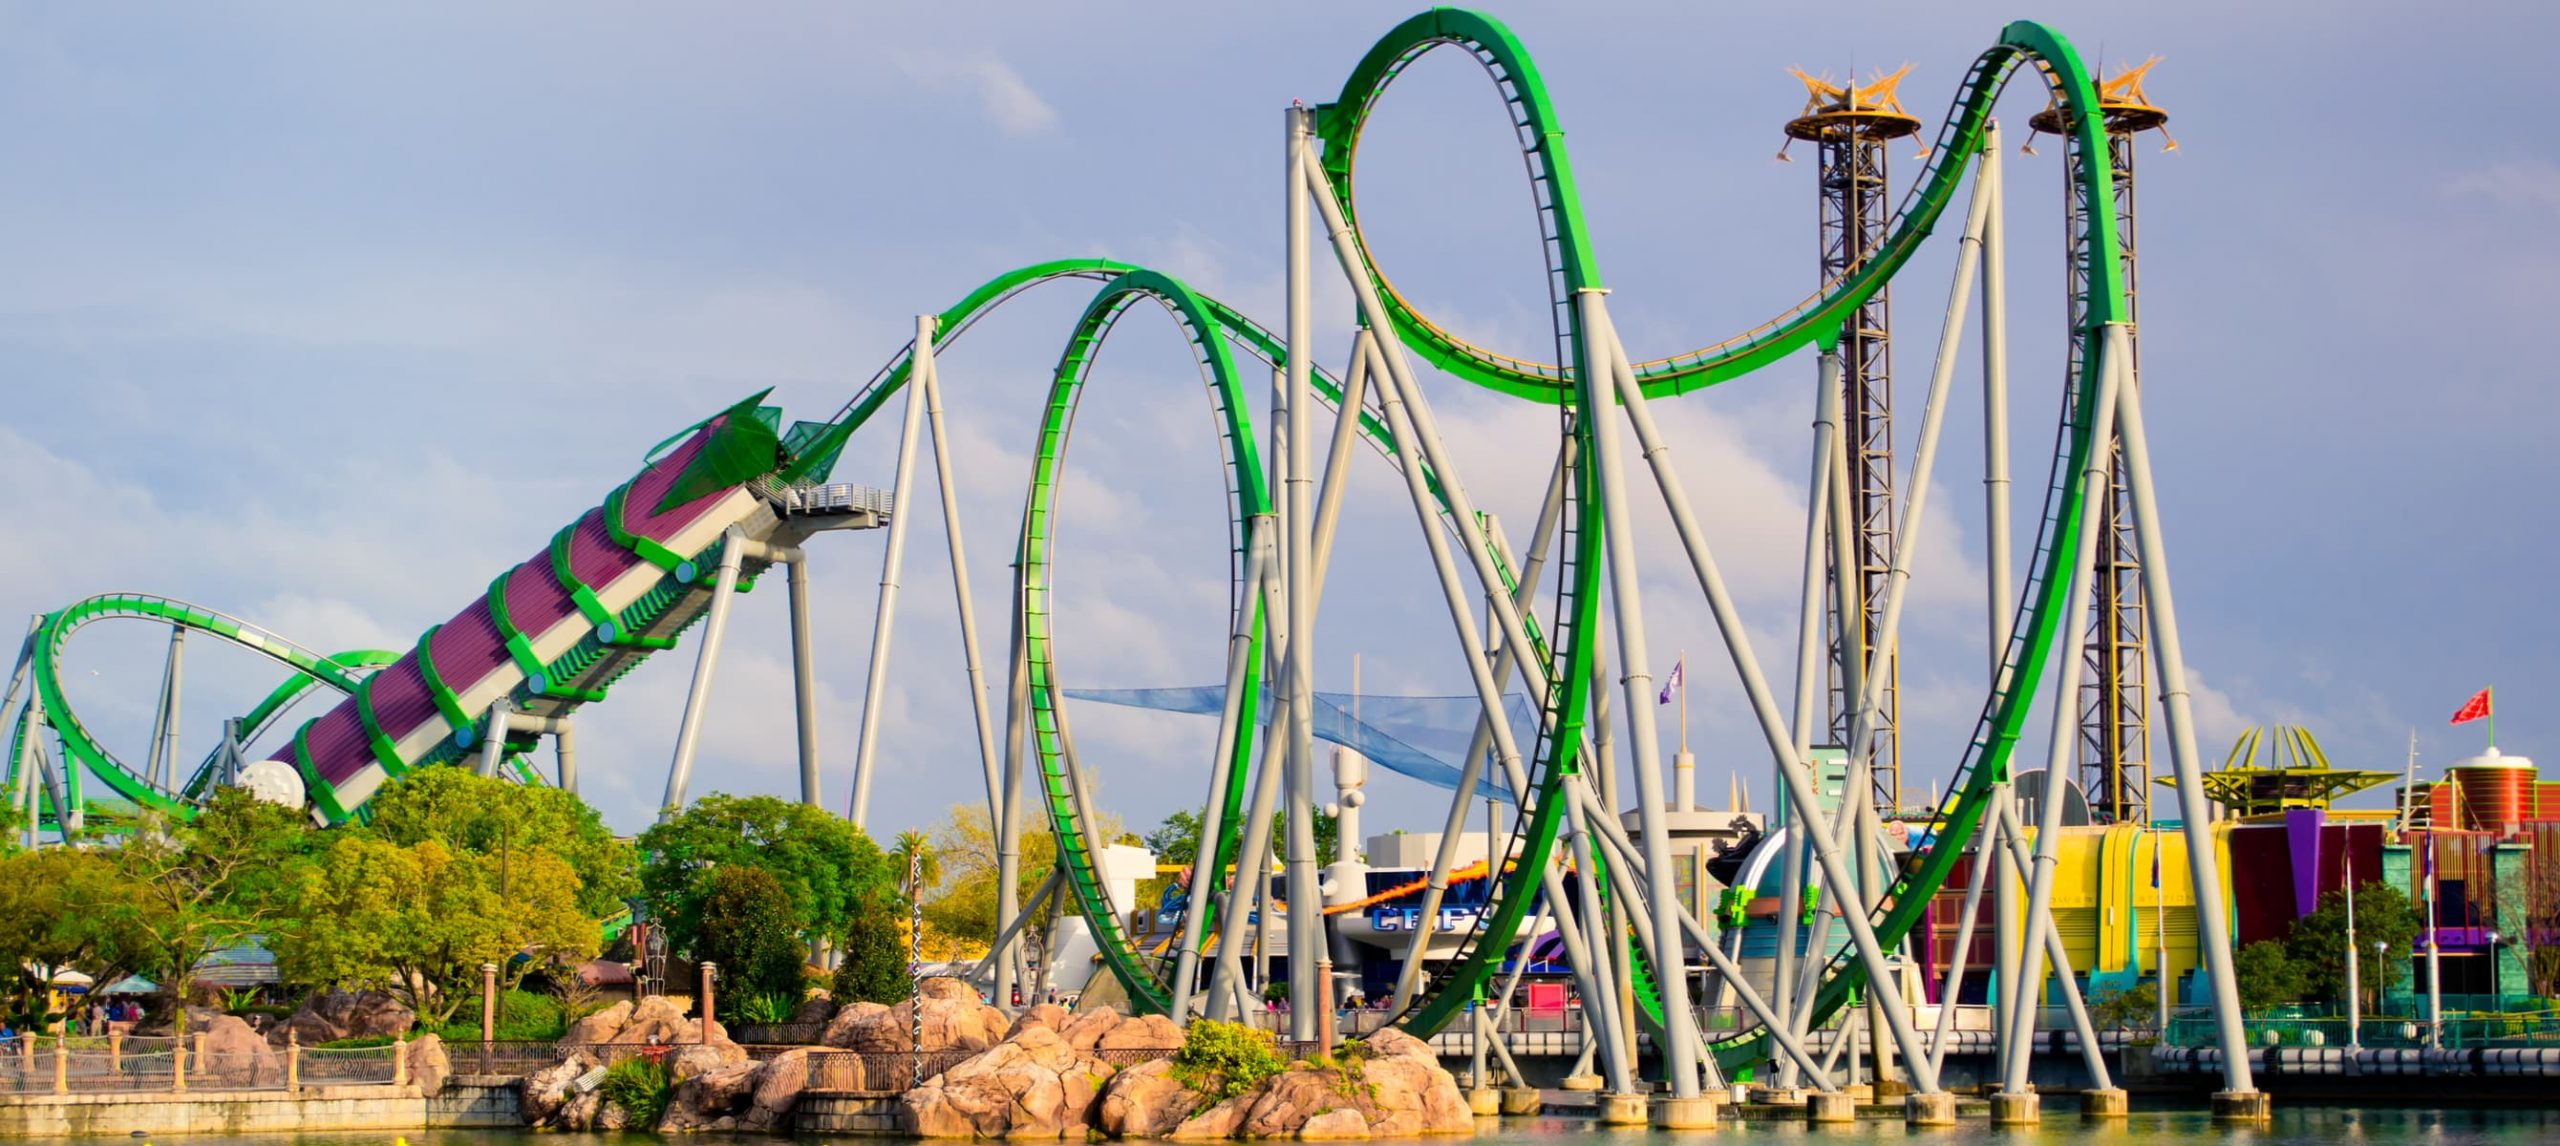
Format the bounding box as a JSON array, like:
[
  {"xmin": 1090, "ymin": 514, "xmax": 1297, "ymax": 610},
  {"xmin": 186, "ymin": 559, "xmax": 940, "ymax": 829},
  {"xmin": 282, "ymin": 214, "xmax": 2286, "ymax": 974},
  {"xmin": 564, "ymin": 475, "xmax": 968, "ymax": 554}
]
[{"xmin": 2450, "ymin": 688, "xmax": 2492, "ymax": 726}]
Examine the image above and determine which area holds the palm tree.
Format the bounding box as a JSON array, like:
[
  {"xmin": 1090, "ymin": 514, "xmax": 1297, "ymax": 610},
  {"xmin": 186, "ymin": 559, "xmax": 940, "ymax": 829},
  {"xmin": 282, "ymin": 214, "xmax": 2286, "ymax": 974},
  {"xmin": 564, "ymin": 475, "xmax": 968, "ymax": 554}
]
[{"xmin": 892, "ymin": 829, "xmax": 941, "ymax": 900}]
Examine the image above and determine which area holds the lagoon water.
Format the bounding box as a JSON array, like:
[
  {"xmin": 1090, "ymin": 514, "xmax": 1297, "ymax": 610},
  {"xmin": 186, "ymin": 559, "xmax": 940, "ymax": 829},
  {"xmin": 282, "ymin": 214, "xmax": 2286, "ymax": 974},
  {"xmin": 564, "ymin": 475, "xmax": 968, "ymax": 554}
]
[{"xmin": 28, "ymin": 1107, "xmax": 2560, "ymax": 1146}]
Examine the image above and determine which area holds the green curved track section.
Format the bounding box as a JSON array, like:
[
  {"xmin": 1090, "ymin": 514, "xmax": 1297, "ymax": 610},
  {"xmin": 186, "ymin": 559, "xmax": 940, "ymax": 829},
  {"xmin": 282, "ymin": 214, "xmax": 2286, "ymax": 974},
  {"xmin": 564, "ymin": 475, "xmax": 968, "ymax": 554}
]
[
  {"xmin": 1018, "ymin": 271, "xmax": 1271, "ymax": 1016},
  {"xmin": 1295, "ymin": 8, "xmax": 2133, "ymax": 1059},
  {"xmin": 13, "ymin": 594, "xmax": 384, "ymax": 819}
]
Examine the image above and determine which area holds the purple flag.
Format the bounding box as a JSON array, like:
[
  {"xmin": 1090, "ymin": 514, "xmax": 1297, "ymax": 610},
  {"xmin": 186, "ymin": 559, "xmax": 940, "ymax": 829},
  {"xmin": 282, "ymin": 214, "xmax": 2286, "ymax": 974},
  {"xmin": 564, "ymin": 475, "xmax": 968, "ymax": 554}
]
[{"xmin": 1658, "ymin": 658, "xmax": 1683, "ymax": 705}]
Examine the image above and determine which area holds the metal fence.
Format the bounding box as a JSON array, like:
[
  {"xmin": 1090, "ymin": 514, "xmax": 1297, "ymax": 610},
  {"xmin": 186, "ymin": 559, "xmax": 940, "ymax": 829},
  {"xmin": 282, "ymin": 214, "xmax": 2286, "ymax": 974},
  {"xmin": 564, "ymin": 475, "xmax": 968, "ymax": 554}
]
[
  {"xmin": 730, "ymin": 1021, "xmax": 829, "ymax": 1046},
  {"xmin": 0, "ymin": 1033, "xmax": 395, "ymax": 1095},
  {"xmin": 2164, "ymin": 1008, "xmax": 2560, "ymax": 1051}
]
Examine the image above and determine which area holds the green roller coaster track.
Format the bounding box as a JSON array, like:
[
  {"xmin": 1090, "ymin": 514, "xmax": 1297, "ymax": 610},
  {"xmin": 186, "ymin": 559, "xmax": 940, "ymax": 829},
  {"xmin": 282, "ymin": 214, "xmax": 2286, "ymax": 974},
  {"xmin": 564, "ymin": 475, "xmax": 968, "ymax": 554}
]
[{"xmin": 8, "ymin": 7, "xmax": 2137, "ymax": 1083}]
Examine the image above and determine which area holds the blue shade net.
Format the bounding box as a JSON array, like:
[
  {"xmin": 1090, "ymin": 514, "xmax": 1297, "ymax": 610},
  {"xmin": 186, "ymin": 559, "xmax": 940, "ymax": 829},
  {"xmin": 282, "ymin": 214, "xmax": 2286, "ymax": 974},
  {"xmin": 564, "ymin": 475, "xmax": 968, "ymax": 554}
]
[{"xmin": 1061, "ymin": 686, "xmax": 1538, "ymax": 805}]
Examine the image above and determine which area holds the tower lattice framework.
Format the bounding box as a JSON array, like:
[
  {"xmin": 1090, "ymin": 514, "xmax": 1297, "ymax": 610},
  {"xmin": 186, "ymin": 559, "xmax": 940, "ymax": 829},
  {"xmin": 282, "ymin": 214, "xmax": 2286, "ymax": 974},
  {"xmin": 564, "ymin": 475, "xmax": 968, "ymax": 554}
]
[
  {"xmin": 1786, "ymin": 68, "xmax": 1921, "ymax": 813},
  {"xmin": 2039, "ymin": 62, "xmax": 2172, "ymax": 826}
]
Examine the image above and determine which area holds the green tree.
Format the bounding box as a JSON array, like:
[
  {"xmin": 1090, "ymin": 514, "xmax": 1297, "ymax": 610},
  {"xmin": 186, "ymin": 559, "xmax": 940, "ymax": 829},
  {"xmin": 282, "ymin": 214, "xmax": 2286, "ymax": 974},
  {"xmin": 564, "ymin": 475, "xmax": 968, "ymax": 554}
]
[
  {"xmin": 106, "ymin": 789, "xmax": 317, "ymax": 1028},
  {"xmin": 1267, "ymin": 807, "xmax": 1341, "ymax": 866},
  {"xmin": 637, "ymin": 794, "xmax": 890, "ymax": 957},
  {"xmin": 833, "ymin": 894, "xmax": 912, "ymax": 1005},
  {"xmin": 922, "ymin": 803, "xmax": 1061, "ymax": 944},
  {"xmin": 363, "ymin": 766, "xmax": 637, "ymax": 917},
  {"xmin": 1144, "ymin": 810, "xmax": 1203, "ymax": 868},
  {"xmin": 2089, "ymin": 980, "xmax": 2159, "ymax": 1039},
  {"xmin": 0, "ymin": 847, "xmax": 143, "ymax": 1019},
  {"xmin": 891, "ymin": 830, "xmax": 941, "ymax": 898},
  {"xmin": 2234, "ymin": 940, "xmax": 2309, "ymax": 1013},
  {"xmin": 695, "ymin": 864, "xmax": 807, "ymax": 1021},
  {"xmin": 270, "ymin": 833, "xmax": 599, "ymax": 1026},
  {"xmin": 2285, "ymin": 880, "xmax": 2421, "ymax": 1006}
]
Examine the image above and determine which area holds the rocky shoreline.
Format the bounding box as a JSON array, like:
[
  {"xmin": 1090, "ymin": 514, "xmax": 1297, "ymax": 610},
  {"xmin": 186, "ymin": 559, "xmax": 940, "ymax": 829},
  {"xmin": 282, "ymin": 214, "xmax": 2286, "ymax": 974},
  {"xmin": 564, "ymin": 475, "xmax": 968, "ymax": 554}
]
[{"xmin": 506, "ymin": 979, "xmax": 1471, "ymax": 1138}]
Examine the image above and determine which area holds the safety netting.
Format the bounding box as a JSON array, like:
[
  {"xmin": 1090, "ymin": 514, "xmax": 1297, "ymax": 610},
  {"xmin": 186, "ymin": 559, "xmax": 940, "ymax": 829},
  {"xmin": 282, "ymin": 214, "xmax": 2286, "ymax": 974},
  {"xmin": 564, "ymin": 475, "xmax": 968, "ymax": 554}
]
[{"xmin": 1061, "ymin": 686, "xmax": 1537, "ymax": 803}]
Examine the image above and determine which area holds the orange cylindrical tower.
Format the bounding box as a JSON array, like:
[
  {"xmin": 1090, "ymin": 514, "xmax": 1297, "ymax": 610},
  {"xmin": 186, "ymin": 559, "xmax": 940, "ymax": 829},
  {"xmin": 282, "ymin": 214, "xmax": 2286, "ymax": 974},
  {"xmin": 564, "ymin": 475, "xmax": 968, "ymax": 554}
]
[{"xmin": 2448, "ymin": 749, "xmax": 2538, "ymax": 834}]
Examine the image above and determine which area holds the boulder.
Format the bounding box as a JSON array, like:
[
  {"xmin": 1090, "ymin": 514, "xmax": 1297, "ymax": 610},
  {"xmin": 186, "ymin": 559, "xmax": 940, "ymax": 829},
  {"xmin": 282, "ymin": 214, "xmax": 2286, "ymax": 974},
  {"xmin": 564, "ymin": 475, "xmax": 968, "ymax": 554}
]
[
  {"xmin": 597, "ymin": 1099, "xmax": 631, "ymax": 1131},
  {"xmin": 789, "ymin": 993, "xmax": 838, "ymax": 1026},
  {"xmin": 745, "ymin": 1048, "xmax": 812, "ymax": 1130},
  {"xmin": 190, "ymin": 1011, "xmax": 281, "ymax": 1087},
  {"xmin": 1096, "ymin": 1056, "xmax": 1205, "ymax": 1139},
  {"xmin": 1169, "ymin": 1096, "xmax": 1249, "ymax": 1140},
  {"xmin": 669, "ymin": 1042, "xmax": 744, "ymax": 1082},
  {"xmin": 847, "ymin": 980, "xmax": 1006, "ymax": 1055},
  {"xmin": 821, "ymin": 1001, "xmax": 891, "ymax": 1048},
  {"xmin": 611, "ymin": 995, "xmax": 698, "ymax": 1045},
  {"xmin": 1058, "ymin": 1009, "xmax": 1122, "ymax": 1052},
  {"xmin": 405, "ymin": 1033, "xmax": 451, "ymax": 1095},
  {"xmin": 1098, "ymin": 1014, "xmax": 1184, "ymax": 1054},
  {"xmin": 557, "ymin": 1089, "xmax": 603, "ymax": 1131},
  {"xmin": 1354, "ymin": 1052, "xmax": 1468, "ymax": 1136},
  {"xmin": 1298, "ymin": 1108, "xmax": 1369, "ymax": 1140},
  {"xmin": 520, "ymin": 1052, "xmax": 600, "ymax": 1126},
  {"xmin": 900, "ymin": 1024, "xmax": 1118, "ymax": 1138},
  {"xmin": 660, "ymin": 1059, "xmax": 763, "ymax": 1131},
  {"xmin": 272, "ymin": 988, "xmax": 416, "ymax": 1047},
  {"xmin": 1007, "ymin": 1003, "xmax": 1071, "ymax": 1040},
  {"xmin": 561, "ymin": 999, "xmax": 633, "ymax": 1046},
  {"xmin": 1240, "ymin": 1070, "xmax": 1348, "ymax": 1140}
]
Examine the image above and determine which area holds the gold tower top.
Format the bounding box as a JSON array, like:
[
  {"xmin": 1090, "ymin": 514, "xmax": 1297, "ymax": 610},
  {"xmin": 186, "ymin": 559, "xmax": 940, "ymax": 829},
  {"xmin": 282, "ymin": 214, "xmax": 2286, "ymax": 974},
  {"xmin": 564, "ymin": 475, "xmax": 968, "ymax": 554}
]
[{"xmin": 1782, "ymin": 65, "xmax": 1923, "ymax": 144}]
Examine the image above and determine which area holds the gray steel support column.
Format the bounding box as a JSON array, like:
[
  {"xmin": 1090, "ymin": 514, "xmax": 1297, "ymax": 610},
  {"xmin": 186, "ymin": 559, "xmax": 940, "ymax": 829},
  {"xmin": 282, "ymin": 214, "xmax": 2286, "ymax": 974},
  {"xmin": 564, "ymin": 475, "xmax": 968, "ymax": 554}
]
[
  {"xmin": 1572, "ymin": 775, "xmax": 1831, "ymax": 1089},
  {"xmin": 785, "ymin": 559, "xmax": 821, "ymax": 807},
  {"xmin": 2110, "ymin": 327, "xmax": 2257, "ymax": 1094},
  {"xmin": 1282, "ymin": 104, "xmax": 1322, "ymax": 1043},
  {"xmin": 993, "ymin": 557, "xmax": 1031, "ymax": 1013},
  {"xmin": 1988, "ymin": 792, "xmax": 2115, "ymax": 1086},
  {"xmin": 922, "ymin": 360, "xmax": 1006, "ymax": 822},
  {"xmin": 1576, "ymin": 289, "xmax": 1702, "ymax": 1097},
  {"xmin": 480, "ymin": 699, "xmax": 510, "ymax": 779},
  {"xmin": 148, "ymin": 627, "xmax": 184, "ymax": 792},
  {"xmin": 1784, "ymin": 354, "xmax": 1850, "ymax": 1023},
  {"xmin": 1387, "ymin": 451, "xmax": 1563, "ymax": 1012},
  {"xmin": 848, "ymin": 315, "xmax": 936, "ymax": 830},
  {"xmin": 1304, "ymin": 331, "xmax": 1373, "ymax": 604},
  {"xmin": 1774, "ymin": 371, "xmax": 1831, "ymax": 1086},
  {"xmin": 1602, "ymin": 329, "xmax": 1940, "ymax": 1092},
  {"xmin": 1926, "ymin": 825, "xmax": 1993, "ymax": 1074},
  {"xmin": 1366, "ymin": 353, "xmax": 1628, "ymax": 1092},
  {"xmin": 663, "ymin": 528, "xmax": 747, "ymax": 815},
  {"xmin": 14, "ymin": 687, "xmax": 43, "ymax": 850},
  {"xmin": 1980, "ymin": 125, "xmax": 2024, "ymax": 1086},
  {"xmin": 1999, "ymin": 331, "xmax": 2126, "ymax": 1096},
  {"xmin": 1171, "ymin": 522, "xmax": 1274, "ymax": 1018},
  {"xmin": 1206, "ymin": 590, "xmax": 1291, "ymax": 1022},
  {"xmin": 555, "ymin": 720, "xmax": 578, "ymax": 795}
]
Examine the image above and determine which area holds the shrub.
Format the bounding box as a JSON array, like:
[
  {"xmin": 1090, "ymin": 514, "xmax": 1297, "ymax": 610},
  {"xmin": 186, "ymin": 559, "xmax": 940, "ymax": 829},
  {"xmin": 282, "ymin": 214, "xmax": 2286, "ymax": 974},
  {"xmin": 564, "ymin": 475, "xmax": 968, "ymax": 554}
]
[
  {"xmin": 696, "ymin": 864, "xmax": 809, "ymax": 1021},
  {"xmin": 427, "ymin": 988, "xmax": 568, "ymax": 1042},
  {"xmin": 833, "ymin": 897, "xmax": 910, "ymax": 1005},
  {"xmin": 599, "ymin": 1055, "xmax": 673, "ymax": 1127},
  {"xmin": 1171, "ymin": 1019, "xmax": 1284, "ymax": 1106}
]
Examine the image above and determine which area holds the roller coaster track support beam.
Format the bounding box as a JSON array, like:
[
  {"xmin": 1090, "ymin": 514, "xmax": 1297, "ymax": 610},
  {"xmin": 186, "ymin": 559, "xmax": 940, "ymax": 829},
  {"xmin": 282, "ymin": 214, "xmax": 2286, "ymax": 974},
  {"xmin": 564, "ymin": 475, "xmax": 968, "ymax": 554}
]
[
  {"xmin": 1976, "ymin": 119, "xmax": 2027, "ymax": 1090},
  {"xmin": 1299, "ymin": 135, "xmax": 1630, "ymax": 1085},
  {"xmin": 920, "ymin": 334, "xmax": 1005, "ymax": 827},
  {"xmin": 786, "ymin": 546, "xmax": 820, "ymax": 807},
  {"xmin": 1281, "ymin": 104, "xmax": 1324, "ymax": 1045},
  {"xmin": 146, "ymin": 626, "xmax": 183, "ymax": 792},
  {"xmin": 847, "ymin": 314, "xmax": 937, "ymax": 830},
  {"xmin": 1773, "ymin": 355, "xmax": 1832, "ymax": 1088},
  {"xmin": 1356, "ymin": 315, "xmax": 1630, "ymax": 1093},
  {"xmin": 1388, "ymin": 443, "xmax": 1565, "ymax": 1012},
  {"xmin": 1576, "ymin": 287, "xmax": 1704, "ymax": 1096},
  {"xmin": 1570, "ymin": 775, "xmax": 1830, "ymax": 1090},
  {"xmin": 993, "ymin": 557, "xmax": 1032, "ymax": 1014},
  {"xmin": 482, "ymin": 699, "xmax": 582, "ymax": 794},
  {"xmin": 1985, "ymin": 781, "xmax": 2113, "ymax": 1087},
  {"xmin": 1999, "ymin": 322, "xmax": 2125, "ymax": 1097},
  {"xmin": 2113, "ymin": 326, "xmax": 2256, "ymax": 1096},
  {"xmin": 1204, "ymin": 559, "xmax": 1289, "ymax": 1023},
  {"xmin": 661, "ymin": 527, "xmax": 803, "ymax": 815},
  {"xmin": 1169, "ymin": 520, "xmax": 1273, "ymax": 1019},
  {"xmin": 1599, "ymin": 307, "xmax": 1941, "ymax": 1094}
]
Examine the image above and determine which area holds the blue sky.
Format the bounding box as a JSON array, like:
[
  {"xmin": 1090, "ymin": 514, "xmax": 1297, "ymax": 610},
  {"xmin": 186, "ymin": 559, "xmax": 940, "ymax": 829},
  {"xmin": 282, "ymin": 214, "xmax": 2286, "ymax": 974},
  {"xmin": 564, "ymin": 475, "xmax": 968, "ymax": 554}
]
[{"xmin": 2, "ymin": 2, "xmax": 2553, "ymax": 840}]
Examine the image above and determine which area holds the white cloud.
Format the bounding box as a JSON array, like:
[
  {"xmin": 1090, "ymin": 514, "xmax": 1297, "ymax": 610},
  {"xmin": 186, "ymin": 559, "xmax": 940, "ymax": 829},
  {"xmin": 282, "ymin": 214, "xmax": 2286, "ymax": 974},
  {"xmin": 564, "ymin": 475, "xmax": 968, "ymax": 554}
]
[
  {"xmin": 904, "ymin": 54, "xmax": 1059, "ymax": 139},
  {"xmin": 2444, "ymin": 158, "xmax": 2560, "ymax": 215}
]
